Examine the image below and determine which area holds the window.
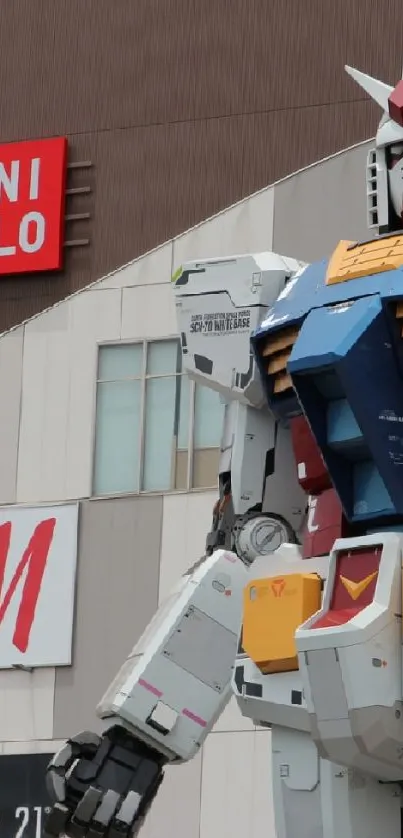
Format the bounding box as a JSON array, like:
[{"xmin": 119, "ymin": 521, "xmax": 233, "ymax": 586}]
[{"xmin": 93, "ymin": 340, "xmax": 225, "ymax": 496}]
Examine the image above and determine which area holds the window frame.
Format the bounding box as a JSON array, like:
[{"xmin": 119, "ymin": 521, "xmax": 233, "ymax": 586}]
[{"xmin": 91, "ymin": 338, "xmax": 221, "ymax": 498}]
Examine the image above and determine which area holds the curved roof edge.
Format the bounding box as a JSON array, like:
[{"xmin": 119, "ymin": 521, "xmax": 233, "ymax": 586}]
[
  {"xmin": 1, "ymin": 137, "xmax": 374, "ymax": 339},
  {"xmin": 173, "ymin": 137, "xmax": 373, "ymax": 245}
]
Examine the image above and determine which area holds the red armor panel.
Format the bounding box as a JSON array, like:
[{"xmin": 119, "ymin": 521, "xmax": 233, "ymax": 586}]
[
  {"xmin": 290, "ymin": 416, "xmax": 331, "ymax": 495},
  {"xmin": 302, "ymin": 488, "xmax": 345, "ymax": 558}
]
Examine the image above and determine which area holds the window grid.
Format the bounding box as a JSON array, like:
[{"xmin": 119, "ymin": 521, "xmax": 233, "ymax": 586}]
[
  {"xmin": 93, "ymin": 339, "xmax": 222, "ymax": 497},
  {"xmin": 187, "ymin": 377, "xmax": 196, "ymax": 491},
  {"xmin": 138, "ymin": 339, "xmax": 148, "ymax": 493},
  {"xmin": 139, "ymin": 339, "xmax": 183, "ymax": 492}
]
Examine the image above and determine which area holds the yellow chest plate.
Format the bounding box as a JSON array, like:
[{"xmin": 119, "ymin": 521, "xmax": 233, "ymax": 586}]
[
  {"xmin": 242, "ymin": 573, "xmax": 321, "ymax": 674},
  {"xmin": 326, "ymin": 233, "xmax": 403, "ymax": 285}
]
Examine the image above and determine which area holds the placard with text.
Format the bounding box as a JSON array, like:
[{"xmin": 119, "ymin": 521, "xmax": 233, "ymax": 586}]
[{"xmin": 0, "ymin": 137, "xmax": 67, "ymax": 275}]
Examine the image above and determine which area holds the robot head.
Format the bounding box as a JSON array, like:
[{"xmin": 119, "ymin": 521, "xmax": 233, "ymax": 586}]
[{"xmin": 345, "ymin": 64, "xmax": 403, "ymax": 234}]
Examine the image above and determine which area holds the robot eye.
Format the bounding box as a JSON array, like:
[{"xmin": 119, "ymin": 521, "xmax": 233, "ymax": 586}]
[{"xmin": 387, "ymin": 143, "xmax": 403, "ymax": 169}]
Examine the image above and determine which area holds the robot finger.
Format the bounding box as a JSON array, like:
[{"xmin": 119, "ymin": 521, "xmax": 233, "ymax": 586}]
[
  {"xmin": 76, "ymin": 788, "xmax": 120, "ymax": 837},
  {"xmin": 69, "ymin": 731, "xmax": 102, "ymax": 751},
  {"xmin": 116, "ymin": 790, "xmax": 142, "ymax": 828},
  {"xmin": 46, "ymin": 743, "xmax": 78, "ymax": 803},
  {"xmin": 110, "ymin": 788, "xmax": 153, "ymax": 838},
  {"xmin": 46, "ymin": 732, "xmax": 103, "ymax": 805}
]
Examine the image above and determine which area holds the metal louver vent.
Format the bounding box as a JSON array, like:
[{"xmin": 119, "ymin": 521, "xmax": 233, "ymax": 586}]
[{"xmin": 259, "ymin": 326, "xmax": 299, "ymax": 394}]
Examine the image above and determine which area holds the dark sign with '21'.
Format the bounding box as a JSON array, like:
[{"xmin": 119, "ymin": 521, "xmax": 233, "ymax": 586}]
[
  {"xmin": 11, "ymin": 805, "xmax": 48, "ymax": 838},
  {"xmin": 0, "ymin": 753, "xmax": 52, "ymax": 838}
]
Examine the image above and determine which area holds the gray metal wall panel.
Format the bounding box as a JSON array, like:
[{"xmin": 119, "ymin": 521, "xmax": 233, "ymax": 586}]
[
  {"xmin": 53, "ymin": 495, "xmax": 162, "ymax": 738},
  {"xmin": 272, "ymin": 143, "xmax": 372, "ymax": 263}
]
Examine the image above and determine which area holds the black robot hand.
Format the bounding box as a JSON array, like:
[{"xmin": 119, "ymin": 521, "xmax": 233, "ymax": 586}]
[{"xmin": 44, "ymin": 725, "xmax": 167, "ymax": 838}]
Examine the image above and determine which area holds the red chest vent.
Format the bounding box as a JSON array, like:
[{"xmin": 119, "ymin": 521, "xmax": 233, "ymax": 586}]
[{"xmin": 311, "ymin": 546, "xmax": 382, "ymax": 629}]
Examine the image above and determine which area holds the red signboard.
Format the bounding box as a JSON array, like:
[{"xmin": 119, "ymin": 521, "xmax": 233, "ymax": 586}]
[{"xmin": 0, "ymin": 137, "xmax": 67, "ymax": 275}]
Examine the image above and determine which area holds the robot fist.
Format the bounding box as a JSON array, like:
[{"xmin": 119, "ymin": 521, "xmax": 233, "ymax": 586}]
[{"xmin": 44, "ymin": 725, "xmax": 167, "ymax": 838}]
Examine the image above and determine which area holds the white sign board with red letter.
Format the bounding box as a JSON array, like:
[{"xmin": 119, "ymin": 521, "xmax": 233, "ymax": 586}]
[
  {"xmin": 0, "ymin": 503, "xmax": 79, "ymax": 668},
  {"xmin": 0, "ymin": 137, "xmax": 67, "ymax": 275}
]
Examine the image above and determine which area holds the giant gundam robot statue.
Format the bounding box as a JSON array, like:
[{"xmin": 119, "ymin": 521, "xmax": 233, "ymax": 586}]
[{"xmin": 44, "ymin": 63, "xmax": 403, "ymax": 838}]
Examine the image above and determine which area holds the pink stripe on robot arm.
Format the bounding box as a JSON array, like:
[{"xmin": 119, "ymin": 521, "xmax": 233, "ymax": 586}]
[
  {"xmin": 223, "ymin": 552, "xmax": 237, "ymax": 563},
  {"xmin": 139, "ymin": 678, "xmax": 163, "ymax": 698},
  {"xmin": 182, "ymin": 708, "xmax": 207, "ymax": 727}
]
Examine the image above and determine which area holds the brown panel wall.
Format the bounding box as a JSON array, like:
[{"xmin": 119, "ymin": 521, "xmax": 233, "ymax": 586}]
[{"xmin": 0, "ymin": 0, "xmax": 402, "ymax": 331}]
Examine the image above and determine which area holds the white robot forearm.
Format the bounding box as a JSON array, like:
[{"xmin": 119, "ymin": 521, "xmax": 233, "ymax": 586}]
[
  {"xmin": 44, "ymin": 549, "xmax": 249, "ymax": 838},
  {"xmin": 96, "ymin": 548, "xmax": 248, "ymax": 762}
]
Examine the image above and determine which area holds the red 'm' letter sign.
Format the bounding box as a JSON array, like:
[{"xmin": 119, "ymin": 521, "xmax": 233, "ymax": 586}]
[
  {"xmin": 0, "ymin": 518, "xmax": 56, "ymax": 652},
  {"xmin": 0, "ymin": 137, "xmax": 67, "ymax": 275}
]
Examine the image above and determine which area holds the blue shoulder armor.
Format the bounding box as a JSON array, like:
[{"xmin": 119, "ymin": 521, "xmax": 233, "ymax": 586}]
[{"xmin": 252, "ymin": 237, "xmax": 403, "ymax": 524}]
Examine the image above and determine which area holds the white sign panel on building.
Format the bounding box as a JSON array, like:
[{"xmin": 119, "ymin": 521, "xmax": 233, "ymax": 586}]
[{"xmin": 0, "ymin": 503, "xmax": 79, "ymax": 668}]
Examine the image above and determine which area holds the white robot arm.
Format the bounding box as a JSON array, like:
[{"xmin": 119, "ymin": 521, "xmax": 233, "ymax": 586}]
[
  {"xmin": 44, "ymin": 252, "xmax": 307, "ymax": 838},
  {"xmin": 174, "ymin": 253, "xmax": 307, "ymax": 563},
  {"xmin": 96, "ymin": 548, "xmax": 248, "ymax": 764}
]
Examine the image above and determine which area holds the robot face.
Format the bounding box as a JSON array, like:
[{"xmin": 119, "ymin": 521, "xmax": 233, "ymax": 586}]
[
  {"xmin": 387, "ymin": 143, "xmax": 403, "ymax": 218},
  {"xmin": 345, "ymin": 65, "xmax": 403, "ymax": 230}
]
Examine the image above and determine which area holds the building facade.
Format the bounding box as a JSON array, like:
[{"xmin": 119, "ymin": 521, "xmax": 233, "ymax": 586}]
[
  {"xmin": 0, "ymin": 140, "xmax": 372, "ymax": 838},
  {"xmin": 0, "ymin": 0, "xmax": 402, "ymax": 332}
]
